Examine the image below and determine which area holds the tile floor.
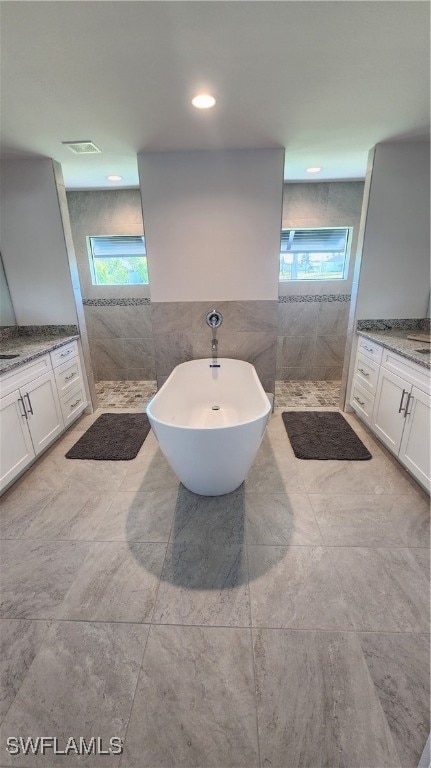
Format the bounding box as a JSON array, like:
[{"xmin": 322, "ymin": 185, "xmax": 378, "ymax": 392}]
[
  {"xmin": 0, "ymin": 406, "xmax": 429, "ymax": 767},
  {"xmin": 95, "ymin": 380, "xmax": 157, "ymax": 409},
  {"xmin": 95, "ymin": 379, "xmax": 341, "ymax": 409},
  {"xmin": 275, "ymin": 379, "xmax": 340, "ymax": 408}
]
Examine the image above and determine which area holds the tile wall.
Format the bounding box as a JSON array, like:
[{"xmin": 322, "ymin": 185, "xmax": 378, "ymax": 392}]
[
  {"xmin": 277, "ymin": 296, "xmax": 350, "ymax": 380},
  {"xmin": 82, "ymin": 298, "xmax": 277, "ymax": 392},
  {"xmin": 82, "ymin": 299, "xmax": 155, "ymax": 381},
  {"xmin": 151, "ymin": 300, "xmax": 278, "ymax": 392}
]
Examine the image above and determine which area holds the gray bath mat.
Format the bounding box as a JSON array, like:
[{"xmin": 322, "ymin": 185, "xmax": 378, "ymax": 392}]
[
  {"xmin": 66, "ymin": 413, "xmax": 151, "ymax": 460},
  {"xmin": 282, "ymin": 411, "xmax": 372, "ymax": 460}
]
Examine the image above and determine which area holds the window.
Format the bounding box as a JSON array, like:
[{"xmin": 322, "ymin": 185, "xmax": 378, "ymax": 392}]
[
  {"xmin": 88, "ymin": 236, "xmax": 148, "ymax": 285},
  {"xmin": 279, "ymin": 227, "xmax": 350, "ymax": 281}
]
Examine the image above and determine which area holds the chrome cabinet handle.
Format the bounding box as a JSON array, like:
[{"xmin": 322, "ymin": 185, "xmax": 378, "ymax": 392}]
[
  {"xmin": 18, "ymin": 396, "xmax": 27, "ymax": 419},
  {"xmin": 60, "ymin": 349, "xmax": 72, "ymax": 358},
  {"xmin": 24, "ymin": 393, "xmax": 33, "ymax": 415},
  {"xmin": 398, "ymin": 389, "xmax": 408, "ymax": 413},
  {"xmin": 405, "ymin": 393, "xmax": 414, "ymax": 417},
  {"xmin": 354, "ymin": 396, "xmax": 365, "ymax": 407},
  {"xmin": 70, "ymin": 398, "xmax": 81, "ymax": 409},
  {"xmin": 65, "ymin": 371, "xmax": 76, "ymax": 382},
  {"xmin": 363, "ymin": 345, "xmax": 374, "ymax": 353},
  {"xmin": 358, "ymin": 368, "xmax": 369, "ymax": 377}
]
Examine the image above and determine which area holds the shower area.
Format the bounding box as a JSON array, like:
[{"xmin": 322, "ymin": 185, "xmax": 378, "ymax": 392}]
[
  {"xmin": 66, "ymin": 189, "xmax": 156, "ymax": 410},
  {"xmin": 276, "ymin": 180, "xmax": 365, "ymax": 407},
  {"xmin": 67, "ymin": 181, "xmax": 365, "ymax": 410}
]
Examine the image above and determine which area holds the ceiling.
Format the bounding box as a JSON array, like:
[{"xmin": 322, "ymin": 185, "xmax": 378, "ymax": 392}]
[{"xmin": 1, "ymin": 1, "xmax": 429, "ymax": 189}]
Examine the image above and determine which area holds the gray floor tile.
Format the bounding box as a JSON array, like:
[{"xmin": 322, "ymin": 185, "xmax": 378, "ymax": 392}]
[
  {"xmin": 171, "ymin": 485, "xmax": 246, "ymax": 546},
  {"xmin": 153, "ymin": 542, "xmax": 250, "ymax": 627},
  {"xmin": 309, "ymin": 493, "xmax": 430, "ymax": 548},
  {"xmin": 248, "ymin": 545, "xmax": 352, "ymax": 629},
  {"xmin": 21, "ymin": 490, "xmax": 112, "ymax": 541},
  {"xmin": 299, "ymin": 456, "xmax": 417, "ymax": 495},
  {"xmin": 0, "ymin": 619, "xmax": 51, "ymax": 722},
  {"xmin": 349, "ymin": 456, "xmax": 421, "ymax": 495},
  {"xmin": 119, "ymin": 456, "xmax": 179, "ymax": 493},
  {"xmin": 1, "ymin": 397, "xmax": 428, "ymax": 764},
  {"xmin": 60, "ymin": 542, "xmax": 166, "ymax": 623},
  {"xmin": 253, "ymin": 628, "xmax": 401, "ymax": 768},
  {"xmin": 245, "ymin": 493, "xmax": 323, "ymax": 545},
  {"xmin": 409, "ymin": 545, "xmax": 430, "ymax": 577},
  {"xmin": 0, "ymin": 540, "xmax": 91, "ymax": 619},
  {"xmin": 67, "ymin": 460, "xmax": 129, "ymax": 493},
  {"xmin": 0, "ymin": 621, "xmax": 148, "ymax": 766},
  {"xmin": 122, "ymin": 625, "xmax": 259, "ymax": 767},
  {"xmin": 0, "ymin": 490, "xmax": 53, "ymax": 539},
  {"xmin": 359, "ymin": 632, "xmax": 430, "ymax": 768},
  {"xmin": 94, "ymin": 490, "xmax": 177, "ymax": 542},
  {"xmin": 245, "ymin": 457, "xmax": 305, "ymax": 493},
  {"xmin": 16, "ymin": 456, "xmax": 75, "ymax": 491},
  {"xmin": 255, "ymin": 429, "xmax": 295, "ymax": 460},
  {"xmin": 332, "ymin": 547, "xmax": 430, "ymax": 632}
]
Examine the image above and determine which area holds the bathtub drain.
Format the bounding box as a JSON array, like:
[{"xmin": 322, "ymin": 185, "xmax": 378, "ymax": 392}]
[{"xmin": 212, "ymin": 405, "xmax": 220, "ymax": 410}]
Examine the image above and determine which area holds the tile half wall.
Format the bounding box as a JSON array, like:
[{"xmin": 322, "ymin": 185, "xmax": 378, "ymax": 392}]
[
  {"xmin": 277, "ymin": 295, "xmax": 350, "ymax": 381},
  {"xmin": 83, "ymin": 299, "xmax": 278, "ymax": 394}
]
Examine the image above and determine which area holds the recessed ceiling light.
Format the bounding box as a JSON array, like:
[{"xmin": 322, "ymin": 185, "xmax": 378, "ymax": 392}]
[
  {"xmin": 191, "ymin": 93, "xmax": 216, "ymax": 109},
  {"xmin": 306, "ymin": 167, "xmax": 322, "ymax": 173},
  {"xmin": 106, "ymin": 175, "xmax": 123, "ymax": 182}
]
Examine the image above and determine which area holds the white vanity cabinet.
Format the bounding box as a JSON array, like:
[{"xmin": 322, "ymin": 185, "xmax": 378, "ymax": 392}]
[
  {"xmin": 0, "ymin": 339, "xmax": 88, "ymax": 492},
  {"xmin": 24, "ymin": 370, "xmax": 64, "ymax": 454},
  {"xmin": 0, "ymin": 389, "xmax": 36, "ymax": 490},
  {"xmin": 350, "ymin": 336, "xmax": 431, "ymax": 492},
  {"xmin": 372, "ymin": 367, "xmax": 410, "ymax": 454},
  {"xmin": 50, "ymin": 341, "xmax": 86, "ymax": 427},
  {"xmin": 398, "ymin": 386, "xmax": 431, "ymax": 490}
]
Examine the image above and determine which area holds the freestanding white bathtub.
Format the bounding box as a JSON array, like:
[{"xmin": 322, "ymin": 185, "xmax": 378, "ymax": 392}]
[{"xmin": 146, "ymin": 358, "xmax": 271, "ymax": 495}]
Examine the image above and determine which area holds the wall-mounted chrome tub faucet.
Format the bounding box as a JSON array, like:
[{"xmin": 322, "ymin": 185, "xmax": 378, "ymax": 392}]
[
  {"xmin": 206, "ymin": 309, "xmax": 223, "ymax": 329},
  {"xmin": 206, "ymin": 309, "xmax": 223, "ymax": 366}
]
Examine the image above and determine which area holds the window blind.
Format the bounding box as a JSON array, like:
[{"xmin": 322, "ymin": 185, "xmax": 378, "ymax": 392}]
[
  {"xmin": 90, "ymin": 236, "xmax": 146, "ymax": 257},
  {"xmin": 280, "ymin": 228, "xmax": 349, "ymax": 253}
]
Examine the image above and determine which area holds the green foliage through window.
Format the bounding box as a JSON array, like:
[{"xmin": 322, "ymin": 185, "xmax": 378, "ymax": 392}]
[{"xmin": 88, "ymin": 236, "xmax": 149, "ymax": 285}]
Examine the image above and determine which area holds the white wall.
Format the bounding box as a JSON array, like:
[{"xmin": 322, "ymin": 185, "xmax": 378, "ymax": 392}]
[
  {"xmin": 138, "ymin": 149, "xmax": 284, "ymax": 302},
  {"xmin": 355, "ymin": 141, "xmax": 430, "ymax": 319},
  {"xmin": 0, "ymin": 256, "xmax": 16, "ymax": 325},
  {"xmin": 0, "ymin": 157, "xmax": 77, "ymax": 325}
]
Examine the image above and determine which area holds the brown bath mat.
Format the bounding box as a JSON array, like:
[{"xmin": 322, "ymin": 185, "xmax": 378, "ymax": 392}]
[
  {"xmin": 282, "ymin": 411, "xmax": 372, "ymax": 460},
  {"xmin": 66, "ymin": 413, "xmax": 151, "ymax": 460}
]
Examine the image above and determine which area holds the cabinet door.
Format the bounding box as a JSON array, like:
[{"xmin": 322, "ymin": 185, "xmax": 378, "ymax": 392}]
[
  {"xmin": 399, "ymin": 386, "xmax": 431, "ymax": 492},
  {"xmin": 372, "ymin": 368, "xmax": 410, "ymax": 455},
  {"xmin": 0, "ymin": 390, "xmax": 35, "ymax": 492},
  {"xmin": 23, "ymin": 371, "xmax": 64, "ymax": 455}
]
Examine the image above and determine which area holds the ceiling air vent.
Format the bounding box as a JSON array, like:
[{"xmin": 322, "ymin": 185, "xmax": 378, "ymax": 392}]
[{"xmin": 62, "ymin": 140, "xmax": 101, "ymax": 154}]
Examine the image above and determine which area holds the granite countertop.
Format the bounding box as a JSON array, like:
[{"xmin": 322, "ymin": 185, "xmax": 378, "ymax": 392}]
[
  {"xmin": 357, "ymin": 329, "xmax": 431, "ymax": 369},
  {"xmin": 0, "ymin": 334, "xmax": 79, "ymax": 375}
]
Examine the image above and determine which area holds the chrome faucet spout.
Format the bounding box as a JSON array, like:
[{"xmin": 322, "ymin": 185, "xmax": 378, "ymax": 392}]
[{"xmin": 211, "ymin": 338, "xmax": 218, "ymax": 353}]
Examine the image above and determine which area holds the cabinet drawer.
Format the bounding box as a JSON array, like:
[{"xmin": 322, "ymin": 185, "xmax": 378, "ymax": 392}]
[
  {"xmin": 382, "ymin": 348, "xmax": 430, "ymax": 395},
  {"xmin": 0, "ymin": 354, "xmax": 52, "ymax": 399},
  {"xmin": 358, "ymin": 336, "xmax": 383, "ymax": 364},
  {"xmin": 354, "ymin": 353, "xmax": 379, "ymax": 394},
  {"xmin": 350, "ymin": 380, "xmax": 375, "ymax": 425},
  {"xmin": 50, "ymin": 341, "xmax": 78, "ymax": 369},
  {"xmin": 60, "ymin": 384, "xmax": 86, "ymax": 426},
  {"xmin": 55, "ymin": 356, "xmax": 82, "ymax": 398}
]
